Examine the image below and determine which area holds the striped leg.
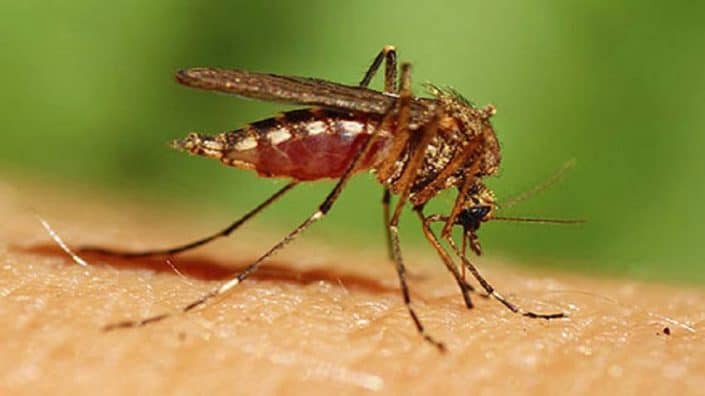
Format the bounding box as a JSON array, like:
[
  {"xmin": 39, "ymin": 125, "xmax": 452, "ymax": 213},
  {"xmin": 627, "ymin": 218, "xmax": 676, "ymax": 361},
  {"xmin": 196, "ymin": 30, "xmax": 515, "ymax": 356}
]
[
  {"xmin": 445, "ymin": 235, "xmax": 565, "ymax": 320},
  {"xmin": 104, "ymin": 94, "xmax": 397, "ymax": 332},
  {"xmin": 81, "ymin": 182, "xmax": 297, "ymax": 258},
  {"xmin": 421, "ymin": 214, "xmax": 565, "ymax": 320},
  {"xmin": 384, "ymin": 63, "xmax": 446, "ymax": 352},
  {"xmin": 357, "ymin": 46, "xmax": 397, "ymax": 262},
  {"xmin": 416, "ymin": 210, "xmax": 476, "ymax": 310},
  {"xmin": 358, "ymin": 45, "xmax": 397, "ymax": 92}
]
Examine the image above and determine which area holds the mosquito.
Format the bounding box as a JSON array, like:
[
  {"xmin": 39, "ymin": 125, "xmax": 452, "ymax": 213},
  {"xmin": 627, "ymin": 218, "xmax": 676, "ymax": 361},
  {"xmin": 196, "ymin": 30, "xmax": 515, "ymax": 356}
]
[{"xmin": 85, "ymin": 46, "xmax": 578, "ymax": 352}]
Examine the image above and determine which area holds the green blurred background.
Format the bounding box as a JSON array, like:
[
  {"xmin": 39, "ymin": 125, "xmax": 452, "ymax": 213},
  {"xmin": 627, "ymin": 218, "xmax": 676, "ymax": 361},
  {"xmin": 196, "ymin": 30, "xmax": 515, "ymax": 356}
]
[{"xmin": 2, "ymin": 1, "xmax": 704, "ymax": 283}]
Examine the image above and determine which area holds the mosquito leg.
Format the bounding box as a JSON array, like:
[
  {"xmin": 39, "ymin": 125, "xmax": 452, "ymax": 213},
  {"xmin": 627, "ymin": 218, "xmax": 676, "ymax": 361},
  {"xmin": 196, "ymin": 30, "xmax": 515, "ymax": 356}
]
[
  {"xmin": 364, "ymin": 45, "xmax": 398, "ymax": 259},
  {"xmin": 104, "ymin": 94, "xmax": 396, "ymax": 331},
  {"xmin": 104, "ymin": 205, "xmax": 327, "ymax": 331},
  {"xmin": 381, "ymin": 189, "xmax": 394, "ymax": 260},
  {"xmin": 388, "ymin": 64, "xmax": 441, "ymax": 218},
  {"xmin": 360, "ymin": 46, "xmax": 400, "ymax": 259},
  {"xmin": 374, "ymin": 60, "xmax": 416, "ymax": 182},
  {"xmin": 358, "ymin": 45, "xmax": 397, "ymax": 93},
  {"xmin": 410, "ymin": 139, "xmax": 480, "ymax": 207},
  {"xmin": 81, "ymin": 181, "xmax": 298, "ymax": 258},
  {"xmin": 441, "ymin": 165, "xmax": 480, "ymax": 238},
  {"xmin": 444, "ymin": 235, "xmax": 565, "ymax": 320},
  {"xmin": 415, "ymin": 210, "xmax": 476, "ymax": 309},
  {"xmin": 460, "ymin": 234, "xmax": 468, "ymax": 281},
  {"xmin": 376, "ymin": 64, "xmax": 445, "ymax": 352},
  {"xmin": 422, "ymin": 214, "xmax": 490, "ymax": 299},
  {"xmin": 388, "ymin": 213, "xmax": 446, "ymax": 352}
]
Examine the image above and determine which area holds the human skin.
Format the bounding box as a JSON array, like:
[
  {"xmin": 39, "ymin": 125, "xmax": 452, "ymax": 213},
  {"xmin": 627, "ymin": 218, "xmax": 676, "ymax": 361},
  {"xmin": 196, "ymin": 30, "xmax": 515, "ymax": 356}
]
[{"xmin": 1, "ymin": 182, "xmax": 704, "ymax": 395}]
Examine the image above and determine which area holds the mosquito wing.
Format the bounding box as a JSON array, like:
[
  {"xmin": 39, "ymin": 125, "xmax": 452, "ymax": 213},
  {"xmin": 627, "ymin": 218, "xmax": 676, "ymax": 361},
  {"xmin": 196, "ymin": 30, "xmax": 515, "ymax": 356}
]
[{"xmin": 176, "ymin": 67, "xmax": 434, "ymax": 119}]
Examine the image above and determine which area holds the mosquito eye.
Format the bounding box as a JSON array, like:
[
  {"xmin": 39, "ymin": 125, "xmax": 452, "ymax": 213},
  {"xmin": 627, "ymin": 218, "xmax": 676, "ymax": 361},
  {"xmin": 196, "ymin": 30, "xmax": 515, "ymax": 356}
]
[
  {"xmin": 469, "ymin": 206, "xmax": 490, "ymax": 220},
  {"xmin": 457, "ymin": 206, "xmax": 489, "ymax": 232}
]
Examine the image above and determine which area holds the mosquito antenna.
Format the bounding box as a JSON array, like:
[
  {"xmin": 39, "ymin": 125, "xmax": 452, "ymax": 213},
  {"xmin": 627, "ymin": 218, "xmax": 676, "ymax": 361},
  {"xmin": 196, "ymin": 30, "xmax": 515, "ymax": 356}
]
[
  {"xmin": 501, "ymin": 159, "xmax": 576, "ymax": 210},
  {"xmin": 491, "ymin": 216, "xmax": 585, "ymax": 225}
]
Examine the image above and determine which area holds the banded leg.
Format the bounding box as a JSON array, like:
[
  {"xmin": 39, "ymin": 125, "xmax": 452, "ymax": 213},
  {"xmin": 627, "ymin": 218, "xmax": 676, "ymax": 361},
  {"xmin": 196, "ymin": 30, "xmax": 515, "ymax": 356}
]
[
  {"xmin": 442, "ymin": 167, "xmax": 479, "ymax": 238},
  {"xmin": 104, "ymin": 93, "xmax": 397, "ymax": 331},
  {"xmin": 358, "ymin": 45, "xmax": 397, "ymax": 92},
  {"xmin": 410, "ymin": 139, "xmax": 481, "ymax": 207},
  {"xmin": 387, "ymin": 214, "xmax": 446, "ymax": 351},
  {"xmin": 447, "ymin": 236, "xmax": 565, "ymax": 319},
  {"xmin": 382, "ymin": 189, "xmax": 393, "ymax": 260},
  {"xmin": 387, "ymin": 63, "xmax": 442, "ymax": 218},
  {"xmin": 357, "ymin": 46, "xmax": 397, "ymax": 262},
  {"xmin": 384, "ymin": 63, "xmax": 446, "ymax": 351},
  {"xmin": 426, "ymin": 214, "xmax": 565, "ymax": 319},
  {"xmin": 415, "ymin": 208, "xmax": 475, "ymax": 309},
  {"xmin": 360, "ymin": 53, "xmax": 448, "ymax": 349},
  {"xmin": 81, "ymin": 182, "xmax": 297, "ymax": 258}
]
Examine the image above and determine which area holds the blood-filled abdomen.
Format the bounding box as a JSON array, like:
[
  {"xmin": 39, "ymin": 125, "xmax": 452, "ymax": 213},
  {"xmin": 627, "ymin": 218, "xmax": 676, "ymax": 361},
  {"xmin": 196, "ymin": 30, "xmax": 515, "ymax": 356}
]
[{"xmin": 176, "ymin": 108, "xmax": 390, "ymax": 181}]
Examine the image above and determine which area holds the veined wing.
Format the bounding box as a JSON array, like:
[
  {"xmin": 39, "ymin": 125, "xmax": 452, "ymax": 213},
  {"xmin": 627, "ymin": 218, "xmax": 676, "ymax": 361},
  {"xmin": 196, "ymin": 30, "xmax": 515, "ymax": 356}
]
[{"xmin": 175, "ymin": 67, "xmax": 435, "ymax": 120}]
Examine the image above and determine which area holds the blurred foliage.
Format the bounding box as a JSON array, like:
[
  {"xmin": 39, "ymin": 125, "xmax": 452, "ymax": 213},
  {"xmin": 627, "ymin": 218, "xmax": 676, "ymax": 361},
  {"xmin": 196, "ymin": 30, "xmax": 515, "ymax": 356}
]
[{"xmin": 2, "ymin": 1, "xmax": 704, "ymax": 283}]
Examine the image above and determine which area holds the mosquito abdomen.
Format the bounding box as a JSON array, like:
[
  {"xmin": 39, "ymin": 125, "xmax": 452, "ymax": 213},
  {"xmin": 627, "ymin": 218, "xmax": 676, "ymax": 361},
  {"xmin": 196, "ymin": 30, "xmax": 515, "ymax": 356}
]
[{"xmin": 175, "ymin": 108, "xmax": 389, "ymax": 181}]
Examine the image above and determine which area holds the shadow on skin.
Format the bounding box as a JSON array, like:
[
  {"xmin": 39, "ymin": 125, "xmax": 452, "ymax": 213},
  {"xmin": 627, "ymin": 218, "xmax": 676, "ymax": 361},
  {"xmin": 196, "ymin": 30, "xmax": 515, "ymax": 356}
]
[{"xmin": 16, "ymin": 244, "xmax": 398, "ymax": 295}]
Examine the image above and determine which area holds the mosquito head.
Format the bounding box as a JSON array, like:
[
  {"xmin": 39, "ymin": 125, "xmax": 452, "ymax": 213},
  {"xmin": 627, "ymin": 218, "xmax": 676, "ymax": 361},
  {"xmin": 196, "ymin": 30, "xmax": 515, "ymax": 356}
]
[
  {"xmin": 457, "ymin": 205, "xmax": 492, "ymax": 232},
  {"xmin": 454, "ymin": 184, "xmax": 497, "ymax": 255}
]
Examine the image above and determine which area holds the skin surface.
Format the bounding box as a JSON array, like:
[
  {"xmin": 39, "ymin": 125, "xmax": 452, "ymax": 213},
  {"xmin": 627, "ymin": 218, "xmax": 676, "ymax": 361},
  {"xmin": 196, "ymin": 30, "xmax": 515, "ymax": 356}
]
[{"xmin": 1, "ymin": 181, "xmax": 704, "ymax": 396}]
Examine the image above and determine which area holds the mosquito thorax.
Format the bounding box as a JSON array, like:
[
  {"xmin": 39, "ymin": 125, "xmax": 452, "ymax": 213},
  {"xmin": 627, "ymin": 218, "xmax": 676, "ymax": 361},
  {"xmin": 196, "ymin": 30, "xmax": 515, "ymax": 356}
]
[{"xmin": 428, "ymin": 86, "xmax": 501, "ymax": 177}]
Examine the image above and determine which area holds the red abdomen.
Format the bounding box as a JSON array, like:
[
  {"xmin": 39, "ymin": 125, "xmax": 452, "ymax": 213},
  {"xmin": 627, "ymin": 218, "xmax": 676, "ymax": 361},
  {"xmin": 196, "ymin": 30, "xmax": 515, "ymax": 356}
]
[{"xmin": 177, "ymin": 109, "xmax": 390, "ymax": 181}]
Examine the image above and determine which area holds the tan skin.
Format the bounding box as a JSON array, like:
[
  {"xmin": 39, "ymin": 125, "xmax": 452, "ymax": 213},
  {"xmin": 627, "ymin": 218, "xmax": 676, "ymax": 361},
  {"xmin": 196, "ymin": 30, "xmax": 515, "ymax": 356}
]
[{"xmin": 1, "ymin": 181, "xmax": 705, "ymax": 395}]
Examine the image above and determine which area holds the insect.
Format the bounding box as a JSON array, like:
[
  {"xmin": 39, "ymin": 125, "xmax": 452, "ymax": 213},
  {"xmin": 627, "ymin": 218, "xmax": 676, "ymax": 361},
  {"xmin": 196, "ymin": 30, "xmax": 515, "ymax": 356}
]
[{"xmin": 86, "ymin": 46, "xmax": 574, "ymax": 352}]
